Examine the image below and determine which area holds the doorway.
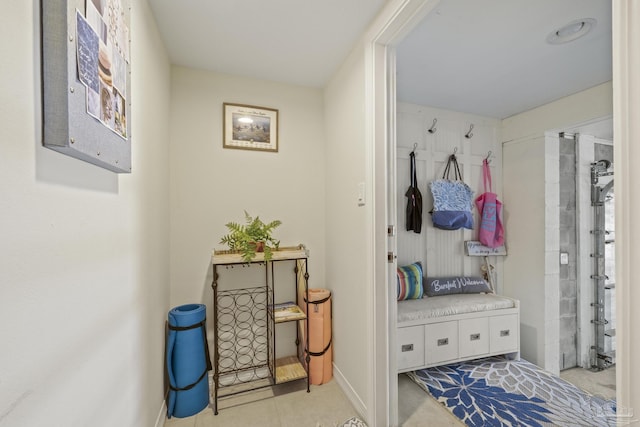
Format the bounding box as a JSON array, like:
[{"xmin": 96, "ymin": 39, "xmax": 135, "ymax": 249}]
[{"xmin": 368, "ymin": 1, "xmax": 640, "ymax": 425}]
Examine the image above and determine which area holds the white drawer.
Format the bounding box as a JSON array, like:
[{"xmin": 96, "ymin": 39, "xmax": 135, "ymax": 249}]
[
  {"xmin": 425, "ymin": 321, "xmax": 458, "ymax": 365},
  {"xmin": 459, "ymin": 317, "xmax": 489, "ymax": 358},
  {"xmin": 490, "ymin": 314, "xmax": 519, "ymax": 353},
  {"xmin": 397, "ymin": 325, "xmax": 424, "ymax": 370}
]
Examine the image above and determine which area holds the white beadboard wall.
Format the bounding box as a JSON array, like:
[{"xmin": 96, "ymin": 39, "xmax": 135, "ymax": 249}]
[{"xmin": 396, "ymin": 103, "xmax": 504, "ymax": 290}]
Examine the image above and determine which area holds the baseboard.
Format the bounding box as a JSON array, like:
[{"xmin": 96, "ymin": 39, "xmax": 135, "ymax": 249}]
[
  {"xmin": 154, "ymin": 401, "xmax": 166, "ymax": 427},
  {"xmin": 154, "ymin": 396, "xmax": 167, "ymax": 427},
  {"xmin": 332, "ymin": 362, "xmax": 367, "ymax": 419}
]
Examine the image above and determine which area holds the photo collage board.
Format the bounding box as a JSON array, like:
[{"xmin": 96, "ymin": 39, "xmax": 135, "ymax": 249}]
[{"xmin": 76, "ymin": 0, "xmax": 130, "ymax": 140}]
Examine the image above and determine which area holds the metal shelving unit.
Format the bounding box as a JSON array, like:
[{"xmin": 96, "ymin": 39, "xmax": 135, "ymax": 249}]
[
  {"xmin": 590, "ymin": 161, "xmax": 615, "ymax": 370},
  {"xmin": 211, "ymin": 245, "xmax": 310, "ymax": 414}
]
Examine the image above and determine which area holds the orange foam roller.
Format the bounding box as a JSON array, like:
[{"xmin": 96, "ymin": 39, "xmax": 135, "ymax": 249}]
[{"xmin": 305, "ymin": 288, "xmax": 332, "ymax": 385}]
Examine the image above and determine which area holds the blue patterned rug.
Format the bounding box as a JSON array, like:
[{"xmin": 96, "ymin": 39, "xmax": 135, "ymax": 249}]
[
  {"xmin": 407, "ymin": 357, "xmax": 616, "ymax": 427},
  {"xmin": 339, "ymin": 416, "xmax": 367, "ymax": 427}
]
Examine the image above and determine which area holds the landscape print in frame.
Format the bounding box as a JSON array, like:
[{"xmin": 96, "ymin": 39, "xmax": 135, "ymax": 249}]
[{"xmin": 223, "ymin": 103, "xmax": 279, "ymax": 152}]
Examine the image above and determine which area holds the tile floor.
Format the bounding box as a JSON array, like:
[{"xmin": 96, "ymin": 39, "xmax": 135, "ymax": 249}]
[
  {"xmin": 164, "ymin": 366, "xmax": 616, "ymax": 426},
  {"xmin": 397, "ymin": 374, "xmax": 462, "ymax": 426},
  {"xmin": 164, "ymin": 379, "xmax": 361, "ymax": 427},
  {"xmin": 560, "ymin": 365, "xmax": 616, "ymax": 400}
]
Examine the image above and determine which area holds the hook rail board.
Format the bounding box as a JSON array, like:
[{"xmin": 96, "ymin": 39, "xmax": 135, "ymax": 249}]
[{"xmin": 41, "ymin": 0, "xmax": 132, "ymax": 173}]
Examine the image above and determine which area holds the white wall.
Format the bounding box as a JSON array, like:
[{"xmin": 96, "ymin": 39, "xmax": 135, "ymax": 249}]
[
  {"xmin": 0, "ymin": 1, "xmax": 171, "ymax": 426},
  {"xmin": 324, "ymin": 47, "xmax": 371, "ymax": 415},
  {"xmin": 168, "ymin": 67, "xmax": 326, "ymax": 356},
  {"xmin": 501, "ymin": 83, "xmax": 612, "ymax": 374},
  {"xmin": 502, "ymin": 136, "xmax": 555, "ymax": 370},
  {"xmin": 502, "ymin": 82, "xmax": 612, "ymax": 142}
]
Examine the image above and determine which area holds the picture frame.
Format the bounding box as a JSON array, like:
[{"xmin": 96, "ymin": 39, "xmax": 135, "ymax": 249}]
[{"xmin": 223, "ymin": 103, "xmax": 279, "ymax": 152}]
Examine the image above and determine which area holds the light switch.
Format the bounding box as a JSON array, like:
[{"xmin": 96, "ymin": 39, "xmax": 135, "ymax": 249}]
[
  {"xmin": 560, "ymin": 252, "xmax": 569, "ymax": 265},
  {"xmin": 357, "ymin": 182, "xmax": 366, "ymax": 206}
]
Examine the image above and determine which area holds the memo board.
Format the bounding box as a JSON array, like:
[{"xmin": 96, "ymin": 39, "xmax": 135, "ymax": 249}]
[{"xmin": 41, "ymin": 0, "xmax": 132, "ymax": 173}]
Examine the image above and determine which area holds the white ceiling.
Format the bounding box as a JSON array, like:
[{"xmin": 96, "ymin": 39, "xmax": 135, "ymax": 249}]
[
  {"xmin": 148, "ymin": 0, "xmax": 612, "ymax": 132},
  {"xmin": 147, "ymin": 0, "xmax": 386, "ymax": 88},
  {"xmin": 396, "ymin": 0, "xmax": 612, "ymax": 119}
]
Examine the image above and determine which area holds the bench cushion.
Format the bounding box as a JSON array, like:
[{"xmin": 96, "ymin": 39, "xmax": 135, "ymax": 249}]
[{"xmin": 397, "ymin": 293, "xmax": 515, "ymax": 323}]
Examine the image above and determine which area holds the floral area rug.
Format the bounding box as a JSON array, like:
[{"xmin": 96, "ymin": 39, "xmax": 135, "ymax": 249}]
[
  {"xmin": 406, "ymin": 357, "xmax": 616, "ymax": 427},
  {"xmin": 339, "ymin": 416, "xmax": 367, "ymax": 427}
]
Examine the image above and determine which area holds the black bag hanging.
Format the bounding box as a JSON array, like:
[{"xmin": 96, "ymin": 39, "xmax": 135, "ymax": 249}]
[{"xmin": 405, "ymin": 150, "xmax": 423, "ymax": 233}]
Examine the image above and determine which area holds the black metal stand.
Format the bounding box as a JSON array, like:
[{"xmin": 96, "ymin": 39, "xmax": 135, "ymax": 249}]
[{"xmin": 211, "ymin": 246, "xmax": 310, "ymax": 414}]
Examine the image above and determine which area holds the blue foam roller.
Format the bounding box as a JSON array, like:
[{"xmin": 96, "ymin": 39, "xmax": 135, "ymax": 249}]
[{"xmin": 166, "ymin": 304, "xmax": 210, "ymax": 418}]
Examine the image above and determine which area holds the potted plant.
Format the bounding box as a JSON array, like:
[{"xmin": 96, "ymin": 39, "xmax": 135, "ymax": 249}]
[{"xmin": 220, "ymin": 211, "xmax": 282, "ymax": 262}]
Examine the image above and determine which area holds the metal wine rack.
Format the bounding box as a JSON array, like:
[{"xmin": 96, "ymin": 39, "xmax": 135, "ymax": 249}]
[{"xmin": 211, "ymin": 245, "xmax": 310, "ymax": 414}]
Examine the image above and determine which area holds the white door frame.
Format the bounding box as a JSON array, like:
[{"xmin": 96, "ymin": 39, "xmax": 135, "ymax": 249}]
[
  {"xmin": 365, "ymin": 1, "xmax": 440, "ymax": 424},
  {"xmin": 611, "ymin": 0, "xmax": 639, "ymax": 418},
  {"xmin": 367, "ymin": 0, "xmax": 639, "ymax": 423}
]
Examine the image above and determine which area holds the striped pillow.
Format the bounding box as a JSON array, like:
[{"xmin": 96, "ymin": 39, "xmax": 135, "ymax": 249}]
[{"xmin": 397, "ymin": 262, "xmax": 424, "ymax": 301}]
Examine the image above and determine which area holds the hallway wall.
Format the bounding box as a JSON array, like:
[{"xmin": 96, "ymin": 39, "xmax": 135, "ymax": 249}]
[
  {"xmin": 324, "ymin": 45, "xmax": 371, "ymax": 415},
  {"xmin": 167, "ymin": 65, "xmax": 327, "ymax": 376},
  {"xmin": 0, "ymin": 1, "xmax": 172, "ymax": 425}
]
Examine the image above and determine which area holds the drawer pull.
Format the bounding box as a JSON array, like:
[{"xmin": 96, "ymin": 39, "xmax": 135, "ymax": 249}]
[
  {"xmin": 500, "ymin": 329, "xmax": 510, "ymax": 337},
  {"xmin": 401, "ymin": 344, "xmax": 414, "ymax": 352},
  {"xmin": 437, "ymin": 338, "xmax": 449, "ymax": 346},
  {"xmin": 470, "ymin": 333, "xmax": 481, "ymax": 341}
]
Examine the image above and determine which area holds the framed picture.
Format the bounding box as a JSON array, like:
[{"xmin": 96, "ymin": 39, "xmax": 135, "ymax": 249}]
[{"xmin": 223, "ymin": 103, "xmax": 279, "ymax": 152}]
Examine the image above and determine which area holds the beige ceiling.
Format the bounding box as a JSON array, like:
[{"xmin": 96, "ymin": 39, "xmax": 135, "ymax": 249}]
[
  {"xmin": 147, "ymin": 0, "xmax": 386, "ymax": 88},
  {"xmin": 148, "ymin": 0, "xmax": 612, "ymax": 125}
]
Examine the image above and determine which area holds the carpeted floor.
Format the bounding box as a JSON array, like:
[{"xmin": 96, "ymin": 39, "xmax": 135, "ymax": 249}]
[{"xmin": 407, "ymin": 356, "xmax": 617, "ymax": 427}]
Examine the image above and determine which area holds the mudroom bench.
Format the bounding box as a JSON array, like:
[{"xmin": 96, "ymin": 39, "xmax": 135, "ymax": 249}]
[{"xmin": 397, "ymin": 293, "xmax": 520, "ymax": 373}]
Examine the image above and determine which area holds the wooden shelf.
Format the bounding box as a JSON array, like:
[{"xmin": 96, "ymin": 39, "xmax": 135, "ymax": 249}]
[
  {"xmin": 274, "ymin": 303, "xmax": 306, "ymax": 323},
  {"xmin": 212, "ymin": 245, "xmax": 308, "ymax": 265},
  {"xmin": 275, "ymin": 356, "xmax": 307, "ymax": 383}
]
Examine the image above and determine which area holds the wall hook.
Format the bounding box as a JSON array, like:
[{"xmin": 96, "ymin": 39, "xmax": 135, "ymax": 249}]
[
  {"xmin": 465, "ymin": 124, "xmax": 474, "ymax": 139},
  {"xmin": 427, "ymin": 118, "xmax": 437, "ymax": 134},
  {"xmin": 485, "ymin": 150, "xmax": 492, "ymax": 164},
  {"xmin": 411, "ymin": 142, "xmax": 418, "ymax": 155}
]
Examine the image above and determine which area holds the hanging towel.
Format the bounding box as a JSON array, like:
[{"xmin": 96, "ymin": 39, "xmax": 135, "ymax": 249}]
[
  {"xmin": 405, "ymin": 151, "xmax": 423, "ymax": 233},
  {"xmin": 475, "ymin": 159, "xmax": 505, "ymax": 247}
]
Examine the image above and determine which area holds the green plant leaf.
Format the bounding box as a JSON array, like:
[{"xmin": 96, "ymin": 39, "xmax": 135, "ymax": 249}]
[{"xmin": 220, "ymin": 211, "xmax": 281, "ymax": 261}]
